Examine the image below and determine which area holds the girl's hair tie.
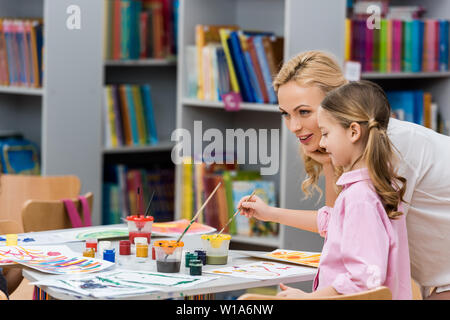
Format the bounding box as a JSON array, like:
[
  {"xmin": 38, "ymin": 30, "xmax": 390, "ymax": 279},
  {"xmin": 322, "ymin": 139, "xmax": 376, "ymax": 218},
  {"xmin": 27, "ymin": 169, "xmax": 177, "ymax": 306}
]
[{"xmin": 368, "ymin": 119, "xmax": 380, "ymax": 131}]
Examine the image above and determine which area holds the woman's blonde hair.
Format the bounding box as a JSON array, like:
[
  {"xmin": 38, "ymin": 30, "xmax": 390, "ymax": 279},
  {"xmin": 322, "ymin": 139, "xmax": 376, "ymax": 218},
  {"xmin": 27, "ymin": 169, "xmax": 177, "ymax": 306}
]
[
  {"xmin": 273, "ymin": 50, "xmax": 348, "ymax": 198},
  {"xmin": 321, "ymin": 80, "xmax": 406, "ymax": 219}
]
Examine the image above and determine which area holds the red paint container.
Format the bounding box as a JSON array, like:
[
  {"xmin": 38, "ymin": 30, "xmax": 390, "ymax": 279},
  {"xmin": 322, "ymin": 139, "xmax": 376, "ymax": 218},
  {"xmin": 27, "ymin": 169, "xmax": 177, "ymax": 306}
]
[
  {"xmin": 119, "ymin": 240, "xmax": 131, "ymax": 255},
  {"xmin": 126, "ymin": 215, "xmax": 153, "ymax": 244},
  {"xmin": 85, "ymin": 238, "xmax": 98, "ymax": 252}
]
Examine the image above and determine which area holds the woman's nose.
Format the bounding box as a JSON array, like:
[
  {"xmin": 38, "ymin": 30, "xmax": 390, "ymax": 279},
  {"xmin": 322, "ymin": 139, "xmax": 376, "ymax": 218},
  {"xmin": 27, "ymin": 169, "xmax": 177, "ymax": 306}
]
[{"xmin": 289, "ymin": 117, "xmax": 302, "ymax": 133}]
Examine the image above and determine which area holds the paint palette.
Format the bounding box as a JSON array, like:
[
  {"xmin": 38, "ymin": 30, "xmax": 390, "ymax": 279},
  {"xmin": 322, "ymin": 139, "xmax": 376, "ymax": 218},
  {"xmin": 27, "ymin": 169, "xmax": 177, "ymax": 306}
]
[{"xmin": 239, "ymin": 249, "xmax": 321, "ymax": 268}]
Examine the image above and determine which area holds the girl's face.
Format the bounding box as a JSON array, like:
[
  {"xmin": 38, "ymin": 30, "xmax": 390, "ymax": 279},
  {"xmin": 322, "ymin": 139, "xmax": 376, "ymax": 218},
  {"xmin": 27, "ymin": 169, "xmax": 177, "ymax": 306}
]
[
  {"xmin": 277, "ymin": 81, "xmax": 325, "ymax": 153},
  {"xmin": 317, "ymin": 106, "xmax": 363, "ymax": 170}
]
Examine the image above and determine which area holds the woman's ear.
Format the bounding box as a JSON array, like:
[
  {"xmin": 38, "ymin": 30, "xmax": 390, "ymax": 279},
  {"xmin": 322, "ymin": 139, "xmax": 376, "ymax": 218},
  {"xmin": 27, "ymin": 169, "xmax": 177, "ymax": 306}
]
[{"xmin": 348, "ymin": 122, "xmax": 362, "ymax": 143}]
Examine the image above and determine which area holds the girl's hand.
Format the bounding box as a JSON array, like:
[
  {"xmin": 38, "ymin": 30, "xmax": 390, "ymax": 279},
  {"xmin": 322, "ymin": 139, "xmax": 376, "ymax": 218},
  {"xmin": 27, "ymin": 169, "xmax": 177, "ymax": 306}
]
[
  {"xmin": 276, "ymin": 283, "xmax": 309, "ymax": 298},
  {"xmin": 303, "ymin": 147, "xmax": 332, "ymax": 165},
  {"xmin": 237, "ymin": 194, "xmax": 274, "ymax": 222}
]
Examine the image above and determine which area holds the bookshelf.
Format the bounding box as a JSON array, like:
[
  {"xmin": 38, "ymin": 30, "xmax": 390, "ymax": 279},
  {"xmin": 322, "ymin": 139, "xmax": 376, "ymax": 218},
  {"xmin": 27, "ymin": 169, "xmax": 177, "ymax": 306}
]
[
  {"xmin": 0, "ymin": 0, "xmax": 104, "ymax": 224},
  {"xmin": 175, "ymin": 0, "xmax": 450, "ymax": 252},
  {"xmin": 100, "ymin": 0, "xmax": 178, "ymax": 224}
]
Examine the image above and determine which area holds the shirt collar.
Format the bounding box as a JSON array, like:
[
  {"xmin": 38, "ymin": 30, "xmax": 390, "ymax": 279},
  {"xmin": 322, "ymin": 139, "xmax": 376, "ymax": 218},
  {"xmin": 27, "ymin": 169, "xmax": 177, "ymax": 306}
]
[{"xmin": 336, "ymin": 168, "xmax": 371, "ymax": 186}]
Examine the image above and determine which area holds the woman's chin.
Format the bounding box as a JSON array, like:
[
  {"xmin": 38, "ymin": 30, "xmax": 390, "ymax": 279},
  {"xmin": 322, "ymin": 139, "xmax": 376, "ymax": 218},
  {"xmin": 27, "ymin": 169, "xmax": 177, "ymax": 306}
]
[{"xmin": 300, "ymin": 141, "xmax": 321, "ymax": 154}]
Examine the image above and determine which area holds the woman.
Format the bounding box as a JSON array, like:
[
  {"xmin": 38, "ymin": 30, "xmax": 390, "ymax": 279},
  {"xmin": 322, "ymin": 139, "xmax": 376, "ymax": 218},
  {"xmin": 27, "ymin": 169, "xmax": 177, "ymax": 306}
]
[{"xmin": 238, "ymin": 50, "xmax": 450, "ymax": 299}]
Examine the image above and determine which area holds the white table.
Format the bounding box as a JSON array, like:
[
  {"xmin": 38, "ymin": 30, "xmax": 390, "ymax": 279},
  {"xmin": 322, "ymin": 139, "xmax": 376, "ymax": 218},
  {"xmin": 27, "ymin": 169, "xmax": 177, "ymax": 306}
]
[{"xmin": 19, "ymin": 226, "xmax": 317, "ymax": 300}]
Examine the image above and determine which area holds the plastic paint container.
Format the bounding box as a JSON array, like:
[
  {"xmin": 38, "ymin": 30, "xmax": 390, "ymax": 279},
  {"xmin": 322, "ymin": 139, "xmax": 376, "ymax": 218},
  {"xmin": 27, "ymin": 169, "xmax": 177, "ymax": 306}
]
[
  {"xmin": 119, "ymin": 240, "xmax": 131, "ymax": 255},
  {"xmin": 5, "ymin": 234, "xmax": 18, "ymax": 246},
  {"xmin": 194, "ymin": 250, "xmax": 207, "ymax": 265},
  {"xmin": 189, "ymin": 259, "xmax": 202, "ymax": 276},
  {"xmin": 185, "ymin": 252, "xmax": 197, "ymax": 267},
  {"xmin": 103, "ymin": 249, "xmax": 116, "ymax": 263},
  {"xmin": 83, "ymin": 248, "xmax": 95, "ymax": 258},
  {"xmin": 85, "ymin": 238, "xmax": 98, "ymax": 252},
  {"xmin": 154, "ymin": 240, "xmax": 184, "ymax": 273},
  {"xmin": 126, "ymin": 215, "xmax": 153, "ymax": 244},
  {"xmin": 98, "ymin": 241, "xmax": 112, "ymax": 257},
  {"xmin": 201, "ymin": 234, "xmax": 231, "ymax": 265}
]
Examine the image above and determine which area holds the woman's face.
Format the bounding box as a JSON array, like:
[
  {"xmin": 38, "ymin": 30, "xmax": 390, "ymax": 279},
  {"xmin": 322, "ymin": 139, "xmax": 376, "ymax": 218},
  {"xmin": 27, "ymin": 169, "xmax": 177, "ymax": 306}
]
[{"xmin": 277, "ymin": 81, "xmax": 326, "ymax": 153}]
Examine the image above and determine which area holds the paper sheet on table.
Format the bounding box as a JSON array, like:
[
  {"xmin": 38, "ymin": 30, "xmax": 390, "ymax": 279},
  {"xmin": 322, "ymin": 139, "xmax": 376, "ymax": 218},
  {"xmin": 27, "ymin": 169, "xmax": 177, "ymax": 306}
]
[
  {"xmin": 31, "ymin": 274, "xmax": 158, "ymax": 298},
  {"xmin": 0, "ymin": 245, "xmax": 77, "ymax": 265},
  {"xmin": 151, "ymin": 219, "xmax": 216, "ymax": 236},
  {"xmin": 204, "ymin": 261, "xmax": 315, "ymax": 280},
  {"xmin": 101, "ymin": 269, "xmax": 220, "ymax": 288}
]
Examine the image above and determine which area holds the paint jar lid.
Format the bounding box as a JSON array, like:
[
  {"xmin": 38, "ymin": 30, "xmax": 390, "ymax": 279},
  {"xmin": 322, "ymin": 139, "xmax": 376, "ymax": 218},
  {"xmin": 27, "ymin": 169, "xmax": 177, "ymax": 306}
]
[
  {"xmin": 104, "ymin": 249, "xmax": 115, "ymax": 254},
  {"xmin": 189, "ymin": 259, "xmax": 202, "ymax": 266},
  {"xmin": 154, "ymin": 240, "xmax": 184, "ymax": 248},
  {"xmin": 126, "ymin": 215, "xmax": 154, "ymax": 222},
  {"xmin": 134, "ymin": 237, "xmax": 148, "ymax": 245},
  {"xmin": 120, "ymin": 240, "xmax": 131, "ymax": 246},
  {"xmin": 200, "ymin": 234, "xmax": 231, "ymax": 241},
  {"xmin": 86, "ymin": 238, "xmax": 97, "ymax": 243},
  {"xmin": 6, "ymin": 234, "xmax": 18, "ymax": 239},
  {"xmin": 98, "ymin": 240, "xmax": 112, "ymax": 249}
]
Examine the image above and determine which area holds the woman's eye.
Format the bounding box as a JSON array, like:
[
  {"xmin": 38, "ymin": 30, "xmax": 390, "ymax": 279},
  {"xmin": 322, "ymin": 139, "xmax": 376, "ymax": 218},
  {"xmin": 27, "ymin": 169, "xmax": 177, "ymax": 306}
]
[
  {"xmin": 280, "ymin": 111, "xmax": 289, "ymax": 118},
  {"xmin": 299, "ymin": 110, "xmax": 310, "ymax": 116}
]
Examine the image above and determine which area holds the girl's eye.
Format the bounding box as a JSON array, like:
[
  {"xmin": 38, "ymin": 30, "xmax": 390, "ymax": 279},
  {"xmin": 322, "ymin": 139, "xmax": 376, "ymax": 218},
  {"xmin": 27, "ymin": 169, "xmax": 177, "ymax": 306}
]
[{"xmin": 322, "ymin": 132, "xmax": 328, "ymax": 137}]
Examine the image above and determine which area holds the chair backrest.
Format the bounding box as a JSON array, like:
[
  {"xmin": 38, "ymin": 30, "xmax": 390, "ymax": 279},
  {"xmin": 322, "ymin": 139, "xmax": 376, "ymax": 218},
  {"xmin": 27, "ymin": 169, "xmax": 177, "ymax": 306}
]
[
  {"xmin": 21, "ymin": 192, "xmax": 93, "ymax": 233},
  {"xmin": 0, "ymin": 219, "xmax": 24, "ymax": 234},
  {"xmin": 238, "ymin": 286, "xmax": 392, "ymax": 300},
  {"xmin": 0, "ymin": 174, "xmax": 81, "ymax": 226}
]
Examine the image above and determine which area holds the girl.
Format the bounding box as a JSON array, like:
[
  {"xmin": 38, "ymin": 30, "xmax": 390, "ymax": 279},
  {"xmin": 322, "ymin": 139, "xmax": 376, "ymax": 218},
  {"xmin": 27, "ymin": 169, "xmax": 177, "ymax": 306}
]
[{"xmin": 238, "ymin": 51, "xmax": 450, "ymax": 299}]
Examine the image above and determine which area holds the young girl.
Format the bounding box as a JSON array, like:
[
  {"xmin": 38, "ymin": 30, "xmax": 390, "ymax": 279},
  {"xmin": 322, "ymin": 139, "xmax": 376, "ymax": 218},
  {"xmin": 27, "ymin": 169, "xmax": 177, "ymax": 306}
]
[{"xmin": 241, "ymin": 81, "xmax": 412, "ymax": 299}]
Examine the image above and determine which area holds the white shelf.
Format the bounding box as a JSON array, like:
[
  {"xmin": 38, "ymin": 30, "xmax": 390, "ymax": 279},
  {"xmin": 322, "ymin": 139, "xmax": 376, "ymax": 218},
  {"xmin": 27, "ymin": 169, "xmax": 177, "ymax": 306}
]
[
  {"xmin": 231, "ymin": 234, "xmax": 280, "ymax": 247},
  {"xmin": 104, "ymin": 58, "xmax": 176, "ymax": 67},
  {"xmin": 182, "ymin": 98, "xmax": 280, "ymax": 113},
  {"xmin": 362, "ymin": 71, "xmax": 450, "ymax": 79},
  {"xmin": 0, "ymin": 86, "xmax": 43, "ymax": 96},
  {"xmin": 103, "ymin": 141, "xmax": 175, "ymax": 154}
]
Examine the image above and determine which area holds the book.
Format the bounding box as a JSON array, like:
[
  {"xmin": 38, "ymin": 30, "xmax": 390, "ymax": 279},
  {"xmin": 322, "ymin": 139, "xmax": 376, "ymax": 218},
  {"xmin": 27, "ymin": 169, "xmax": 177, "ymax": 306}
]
[
  {"xmin": 131, "ymin": 85, "xmax": 148, "ymax": 145},
  {"xmin": 239, "ymin": 32, "xmax": 263, "ymax": 103},
  {"xmin": 402, "ymin": 20, "xmax": 413, "ymax": 72},
  {"xmin": 387, "ymin": 91, "xmax": 414, "ymax": 123},
  {"xmin": 124, "ymin": 85, "xmax": 140, "ymax": 145},
  {"xmin": 365, "ymin": 24, "xmax": 373, "ymax": 72},
  {"xmin": 118, "ymin": 85, "xmax": 133, "ymax": 145},
  {"xmin": 228, "ymin": 31, "xmax": 255, "ymax": 103},
  {"xmin": 423, "ymin": 92, "xmax": 432, "ymax": 128},
  {"xmin": 392, "ymin": 19, "xmax": 402, "ymax": 72},
  {"xmin": 413, "ymin": 90, "xmax": 424, "ymax": 125},
  {"xmin": 140, "ymin": 84, "xmax": 158, "ymax": 145},
  {"xmin": 345, "ymin": 18, "xmax": 352, "ymax": 61},
  {"xmin": 411, "ymin": 20, "xmax": 424, "ymax": 72},
  {"xmin": 423, "ymin": 19, "xmax": 438, "ymax": 72},
  {"xmin": 111, "ymin": 85, "xmax": 124, "ymax": 146},
  {"xmin": 252, "ymin": 36, "xmax": 277, "ymax": 104},
  {"xmin": 386, "ymin": 19, "xmax": 392, "ymax": 72},
  {"xmin": 218, "ymin": 28, "xmax": 241, "ymax": 95},
  {"xmin": 439, "ymin": 20, "xmax": 449, "ymax": 71},
  {"xmin": 112, "ymin": 0, "xmax": 122, "ymax": 60},
  {"xmin": 247, "ymin": 36, "xmax": 269, "ymax": 103},
  {"xmin": 103, "ymin": 86, "xmax": 118, "ymax": 148},
  {"xmin": 379, "ymin": 19, "xmax": 388, "ymax": 73}
]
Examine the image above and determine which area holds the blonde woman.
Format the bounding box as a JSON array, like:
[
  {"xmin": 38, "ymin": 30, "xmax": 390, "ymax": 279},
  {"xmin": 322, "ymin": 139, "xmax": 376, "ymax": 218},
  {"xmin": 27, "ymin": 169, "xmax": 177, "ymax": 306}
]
[{"xmin": 238, "ymin": 51, "xmax": 450, "ymax": 300}]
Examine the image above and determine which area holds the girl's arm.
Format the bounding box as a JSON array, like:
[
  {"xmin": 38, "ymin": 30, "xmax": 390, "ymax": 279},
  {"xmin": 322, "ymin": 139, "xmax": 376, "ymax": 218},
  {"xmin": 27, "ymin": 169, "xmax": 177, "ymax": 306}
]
[
  {"xmin": 270, "ymin": 207, "xmax": 318, "ymax": 234},
  {"xmin": 238, "ymin": 195, "xmax": 319, "ymax": 233}
]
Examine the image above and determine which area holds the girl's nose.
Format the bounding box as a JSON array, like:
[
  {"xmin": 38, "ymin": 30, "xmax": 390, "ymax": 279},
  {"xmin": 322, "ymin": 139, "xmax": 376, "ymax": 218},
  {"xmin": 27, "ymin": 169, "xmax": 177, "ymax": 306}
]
[{"xmin": 319, "ymin": 136, "xmax": 326, "ymax": 149}]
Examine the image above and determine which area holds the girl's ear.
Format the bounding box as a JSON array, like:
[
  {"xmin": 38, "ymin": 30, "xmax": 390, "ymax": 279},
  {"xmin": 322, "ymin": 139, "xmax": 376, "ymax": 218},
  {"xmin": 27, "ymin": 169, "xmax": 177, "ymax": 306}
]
[{"xmin": 348, "ymin": 122, "xmax": 362, "ymax": 143}]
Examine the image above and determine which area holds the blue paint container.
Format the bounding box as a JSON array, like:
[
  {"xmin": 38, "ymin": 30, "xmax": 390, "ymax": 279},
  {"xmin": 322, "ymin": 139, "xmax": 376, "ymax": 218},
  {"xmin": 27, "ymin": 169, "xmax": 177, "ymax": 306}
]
[{"xmin": 103, "ymin": 249, "xmax": 116, "ymax": 263}]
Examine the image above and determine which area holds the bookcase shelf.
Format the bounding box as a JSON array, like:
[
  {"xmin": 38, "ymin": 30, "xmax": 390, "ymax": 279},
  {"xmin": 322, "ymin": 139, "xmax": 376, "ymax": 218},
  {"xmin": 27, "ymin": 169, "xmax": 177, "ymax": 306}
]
[
  {"xmin": 104, "ymin": 58, "xmax": 176, "ymax": 67},
  {"xmin": 182, "ymin": 98, "xmax": 280, "ymax": 113},
  {"xmin": 102, "ymin": 141, "xmax": 175, "ymax": 154},
  {"xmin": 362, "ymin": 71, "xmax": 450, "ymax": 80},
  {"xmin": 0, "ymin": 86, "xmax": 44, "ymax": 96}
]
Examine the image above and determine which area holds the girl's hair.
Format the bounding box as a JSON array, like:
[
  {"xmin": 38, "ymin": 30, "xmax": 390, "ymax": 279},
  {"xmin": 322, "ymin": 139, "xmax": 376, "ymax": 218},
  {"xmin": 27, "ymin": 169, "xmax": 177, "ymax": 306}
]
[
  {"xmin": 273, "ymin": 50, "xmax": 348, "ymax": 198},
  {"xmin": 320, "ymin": 80, "xmax": 407, "ymax": 219}
]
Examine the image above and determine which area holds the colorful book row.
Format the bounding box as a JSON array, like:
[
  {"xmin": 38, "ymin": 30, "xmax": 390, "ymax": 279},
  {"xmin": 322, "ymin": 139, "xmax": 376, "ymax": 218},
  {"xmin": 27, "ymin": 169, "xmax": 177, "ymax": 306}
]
[
  {"xmin": 345, "ymin": 18, "xmax": 449, "ymax": 72},
  {"xmin": 181, "ymin": 157, "xmax": 278, "ymax": 237},
  {"xmin": 103, "ymin": 84, "xmax": 158, "ymax": 148},
  {"xmin": 190, "ymin": 25, "xmax": 283, "ymax": 104},
  {"xmin": 104, "ymin": 0, "xmax": 178, "ymax": 60},
  {"xmin": 0, "ymin": 19, "xmax": 43, "ymax": 87},
  {"xmin": 103, "ymin": 165, "xmax": 174, "ymax": 224},
  {"xmin": 387, "ymin": 90, "xmax": 445, "ymax": 133}
]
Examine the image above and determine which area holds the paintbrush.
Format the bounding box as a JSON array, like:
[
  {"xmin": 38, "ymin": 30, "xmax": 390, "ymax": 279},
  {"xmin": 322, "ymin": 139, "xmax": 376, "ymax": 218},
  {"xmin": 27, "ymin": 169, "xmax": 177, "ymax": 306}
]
[
  {"xmin": 164, "ymin": 182, "xmax": 222, "ymax": 260},
  {"xmin": 216, "ymin": 189, "xmax": 257, "ymax": 236},
  {"xmin": 144, "ymin": 190, "xmax": 156, "ymax": 217},
  {"xmin": 175, "ymin": 181, "xmax": 222, "ymax": 244}
]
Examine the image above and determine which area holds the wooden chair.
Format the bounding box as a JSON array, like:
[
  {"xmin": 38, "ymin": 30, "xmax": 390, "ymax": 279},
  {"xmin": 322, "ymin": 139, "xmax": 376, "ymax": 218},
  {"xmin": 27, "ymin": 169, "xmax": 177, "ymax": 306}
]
[
  {"xmin": 21, "ymin": 192, "xmax": 93, "ymax": 232},
  {"xmin": 238, "ymin": 286, "xmax": 392, "ymax": 300},
  {"xmin": 0, "ymin": 219, "xmax": 26, "ymax": 299},
  {"xmin": 0, "ymin": 174, "xmax": 81, "ymax": 227}
]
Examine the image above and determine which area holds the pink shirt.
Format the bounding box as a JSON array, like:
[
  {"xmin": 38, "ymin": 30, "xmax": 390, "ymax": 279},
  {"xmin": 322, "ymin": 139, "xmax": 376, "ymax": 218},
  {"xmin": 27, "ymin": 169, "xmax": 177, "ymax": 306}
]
[{"xmin": 313, "ymin": 168, "xmax": 412, "ymax": 299}]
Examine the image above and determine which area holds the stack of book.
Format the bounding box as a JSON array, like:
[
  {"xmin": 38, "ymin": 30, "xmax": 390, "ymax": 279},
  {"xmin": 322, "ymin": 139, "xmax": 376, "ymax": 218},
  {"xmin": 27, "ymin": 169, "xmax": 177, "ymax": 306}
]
[
  {"xmin": 0, "ymin": 19, "xmax": 44, "ymax": 88},
  {"xmin": 387, "ymin": 90, "xmax": 447, "ymax": 134},
  {"xmin": 103, "ymin": 84, "xmax": 158, "ymax": 148},
  {"xmin": 104, "ymin": 0, "xmax": 178, "ymax": 61},
  {"xmin": 345, "ymin": 18, "xmax": 449, "ymax": 73},
  {"xmin": 181, "ymin": 156, "xmax": 278, "ymax": 237},
  {"xmin": 103, "ymin": 164, "xmax": 174, "ymax": 224},
  {"xmin": 186, "ymin": 25, "xmax": 284, "ymax": 104}
]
